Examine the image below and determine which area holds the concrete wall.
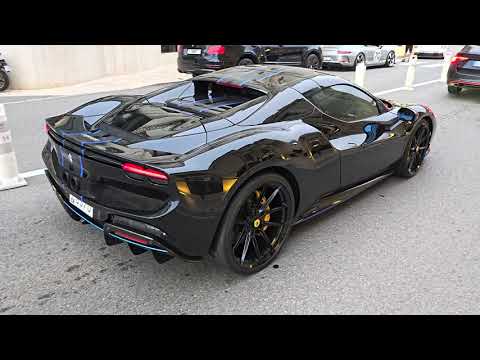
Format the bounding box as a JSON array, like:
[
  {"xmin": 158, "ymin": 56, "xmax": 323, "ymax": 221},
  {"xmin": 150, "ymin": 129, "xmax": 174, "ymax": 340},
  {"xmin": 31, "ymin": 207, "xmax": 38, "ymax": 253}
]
[{"xmin": 0, "ymin": 45, "xmax": 168, "ymax": 90}]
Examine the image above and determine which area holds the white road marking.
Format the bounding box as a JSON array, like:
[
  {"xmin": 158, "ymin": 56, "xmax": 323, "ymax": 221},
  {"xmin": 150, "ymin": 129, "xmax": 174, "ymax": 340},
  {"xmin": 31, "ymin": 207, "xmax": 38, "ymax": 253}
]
[
  {"xmin": 15, "ymin": 79, "xmax": 445, "ymax": 181},
  {"xmin": 398, "ymin": 61, "xmax": 427, "ymax": 66},
  {"xmin": 374, "ymin": 78, "xmax": 442, "ymax": 96},
  {"xmin": 421, "ymin": 63, "xmax": 444, "ymax": 68},
  {"xmin": 20, "ymin": 168, "xmax": 46, "ymax": 178}
]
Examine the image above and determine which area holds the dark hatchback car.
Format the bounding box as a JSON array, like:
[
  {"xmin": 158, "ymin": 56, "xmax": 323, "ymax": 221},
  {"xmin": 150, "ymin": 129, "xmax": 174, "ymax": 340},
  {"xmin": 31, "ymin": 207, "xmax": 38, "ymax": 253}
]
[
  {"xmin": 177, "ymin": 45, "xmax": 323, "ymax": 75},
  {"xmin": 447, "ymin": 45, "xmax": 480, "ymax": 94}
]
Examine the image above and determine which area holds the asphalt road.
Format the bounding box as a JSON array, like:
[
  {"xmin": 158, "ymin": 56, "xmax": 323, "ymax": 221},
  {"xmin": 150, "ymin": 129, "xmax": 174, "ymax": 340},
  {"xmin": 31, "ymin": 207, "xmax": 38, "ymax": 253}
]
[{"xmin": 2, "ymin": 47, "xmax": 480, "ymax": 314}]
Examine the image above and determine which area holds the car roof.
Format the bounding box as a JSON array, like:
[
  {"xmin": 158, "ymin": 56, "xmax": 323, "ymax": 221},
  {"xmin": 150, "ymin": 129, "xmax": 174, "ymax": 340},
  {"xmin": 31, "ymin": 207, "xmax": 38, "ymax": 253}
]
[{"xmin": 193, "ymin": 64, "xmax": 344, "ymax": 94}]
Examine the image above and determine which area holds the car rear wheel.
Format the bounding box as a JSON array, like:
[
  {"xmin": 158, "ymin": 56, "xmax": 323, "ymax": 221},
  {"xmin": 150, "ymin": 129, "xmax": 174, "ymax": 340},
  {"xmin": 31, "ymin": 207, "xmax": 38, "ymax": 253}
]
[
  {"xmin": 0, "ymin": 71, "xmax": 9, "ymax": 92},
  {"xmin": 237, "ymin": 57, "xmax": 255, "ymax": 66},
  {"xmin": 395, "ymin": 120, "xmax": 432, "ymax": 178},
  {"xmin": 305, "ymin": 53, "xmax": 322, "ymax": 69},
  {"xmin": 385, "ymin": 51, "xmax": 395, "ymax": 67},
  {"xmin": 448, "ymin": 85, "xmax": 461, "ymax": 95},
  {"xmin": 214, "ymin": 173, "xmax": 295, "ymax": 274},
  {"xmin": 354, "ymin": 53, "xmax": 366, "ymax": 68}
]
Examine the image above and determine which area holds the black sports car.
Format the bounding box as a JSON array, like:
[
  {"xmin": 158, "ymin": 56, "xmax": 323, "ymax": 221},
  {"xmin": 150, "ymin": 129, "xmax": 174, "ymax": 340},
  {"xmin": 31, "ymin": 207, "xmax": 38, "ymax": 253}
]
[{"xmin": 42, "ymin": 65, "xmax": 436, "ymax": 274}]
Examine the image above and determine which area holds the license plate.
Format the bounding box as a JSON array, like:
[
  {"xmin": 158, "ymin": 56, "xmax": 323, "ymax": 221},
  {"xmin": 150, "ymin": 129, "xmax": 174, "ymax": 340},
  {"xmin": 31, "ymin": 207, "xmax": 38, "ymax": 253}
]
[
  {"xmin": 472, "ymin": 61, "xmax": 480, "ymax": 67},
  {"xmin": 186, "ymin": 48, "xmax": 202, "ymax": 55},
  {"xmin": 323, "ymin": 57, "xmax": 332, "ymax": 61},
  {"xmin": 69, "ymin": 194, "xmax": 93, "ymax": 218}
]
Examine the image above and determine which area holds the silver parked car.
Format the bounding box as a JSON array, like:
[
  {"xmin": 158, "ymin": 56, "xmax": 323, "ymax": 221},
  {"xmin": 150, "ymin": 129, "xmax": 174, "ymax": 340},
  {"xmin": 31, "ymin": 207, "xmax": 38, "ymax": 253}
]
[{"xmin": 321, "ymin": 45, "xmax": 397, "ymax": 69}]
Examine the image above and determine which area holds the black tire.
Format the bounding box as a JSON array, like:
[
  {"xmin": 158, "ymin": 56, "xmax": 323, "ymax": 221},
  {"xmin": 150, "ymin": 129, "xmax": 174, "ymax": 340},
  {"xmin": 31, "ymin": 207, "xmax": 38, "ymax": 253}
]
[
  {"xmin": 448, "ymin": 85, "xmax": 461, "ymax": 95},
  {"xmin": 237, "ymin": 57, "xmax": 255, "ymax": 66},
  {"xmin": 304, "ymin": 53, "xmax": 322, "ymax": 69},
  {"xmin": 384, "ymin": 51, "xmax": 395, "ymax": 67},
  {"xmin": 353, "ymin": 52, "xmax": 366, "ymax": 68},
  {"xmin": 213, "ymin": 172, "xmax": 295, "ymax": 274},
  {"xmin": 0, "ymin": 70, "xmax": 9, "ymax": 92},
  {"xmin": 395, "ymin": 120, "xmax": 432, "ymax": 178}
]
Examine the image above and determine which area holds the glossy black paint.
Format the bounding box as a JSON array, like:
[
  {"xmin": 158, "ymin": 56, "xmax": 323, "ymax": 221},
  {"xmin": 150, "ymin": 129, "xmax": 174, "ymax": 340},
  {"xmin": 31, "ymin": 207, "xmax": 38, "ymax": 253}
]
[
  {"xmin": 42, "ymin": 65, "xmax": 436, "ymax": 260},
  {"xmin": 177, "ymin": 45, "xmax": 323, "ymax": 75}
]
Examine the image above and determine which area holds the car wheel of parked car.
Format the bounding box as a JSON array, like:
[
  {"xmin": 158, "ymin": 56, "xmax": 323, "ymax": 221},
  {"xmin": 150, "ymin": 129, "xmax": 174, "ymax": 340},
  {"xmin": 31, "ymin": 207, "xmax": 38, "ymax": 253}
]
[
  {"xmin": 448, "ymin": 85, "xmax": 461, "ymax": 95},
  {"xmin": 214, "ymin": 173, "xmax": 295, "ymax": 274},
  {"xmin": 0, "ymin": 71, "xmax": 9, "ymax": 92},
  {"xmin": 395, "ymin": 120, "xmax": 432, "ymax": 178},
  {"xmin": 385, "ymin": 51, "xmax": 395, "ymax": 67},
  {"xmin": 305, "ymin": 53, "xmax": 322, "ymax": 69},
  {"xmin": 237, "ymin": 57, "xmax": 255, "ymax": 66},
  {"xmin": 353, "ymin": 53, "xmax": 366, "ymax": 68}
]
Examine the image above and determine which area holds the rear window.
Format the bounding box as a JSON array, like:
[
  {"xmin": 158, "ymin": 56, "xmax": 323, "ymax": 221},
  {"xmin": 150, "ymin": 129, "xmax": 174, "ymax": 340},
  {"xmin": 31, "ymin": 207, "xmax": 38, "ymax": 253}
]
[
  {"xmin": 464, "ymin": 45, "xmax": 480, "ymax": 55},
  {"xmin": 72, "ymin": 100, "xmax": 121, "ymax": 125}
]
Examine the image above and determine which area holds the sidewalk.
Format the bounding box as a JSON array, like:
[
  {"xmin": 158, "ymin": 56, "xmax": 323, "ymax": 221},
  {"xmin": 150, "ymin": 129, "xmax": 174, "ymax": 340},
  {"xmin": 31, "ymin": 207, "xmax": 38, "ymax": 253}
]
[{"xmin": 0, "ymin": 54, "xmax": 190, "ymax": 98}]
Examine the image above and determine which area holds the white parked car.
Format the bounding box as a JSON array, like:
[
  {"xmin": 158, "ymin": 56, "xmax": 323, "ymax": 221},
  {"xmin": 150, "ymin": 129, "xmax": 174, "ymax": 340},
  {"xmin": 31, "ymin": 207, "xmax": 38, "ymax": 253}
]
[{"xmin": 414, "ymin": 45, "xmax": 447, "ymax": 59}]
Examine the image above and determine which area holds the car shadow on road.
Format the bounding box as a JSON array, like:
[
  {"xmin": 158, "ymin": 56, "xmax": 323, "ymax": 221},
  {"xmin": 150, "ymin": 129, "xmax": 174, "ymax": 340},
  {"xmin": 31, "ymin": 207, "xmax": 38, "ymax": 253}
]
[{"xmin": 447, "ymin": 89, "xmax": 480, "ymax": 105}]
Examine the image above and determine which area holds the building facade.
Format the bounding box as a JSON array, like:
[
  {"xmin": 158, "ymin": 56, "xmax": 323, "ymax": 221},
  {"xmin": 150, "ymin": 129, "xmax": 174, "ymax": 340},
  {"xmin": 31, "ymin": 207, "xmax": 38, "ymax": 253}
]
[{"xmin": 0, "ymin": 45, "xmax": 177, "ymax": 90}]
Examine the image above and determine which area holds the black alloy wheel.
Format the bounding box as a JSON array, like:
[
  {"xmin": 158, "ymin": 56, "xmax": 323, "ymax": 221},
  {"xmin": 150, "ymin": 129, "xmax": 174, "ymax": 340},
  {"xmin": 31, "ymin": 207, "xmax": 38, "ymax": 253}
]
[
  {"xmin": 237, "ymin": 57, "xmax": 255, "ymax": 66},
  {"xmin": 214, "ymin": 173, "xmax": 295, "ymax": 274},
  {"xmin": 396, "ymin": 120, "xmax": 432, "ymax": 178},
  {"xmin": 305, "ymin": 53, "xmax": 321, "ymax": 69}
]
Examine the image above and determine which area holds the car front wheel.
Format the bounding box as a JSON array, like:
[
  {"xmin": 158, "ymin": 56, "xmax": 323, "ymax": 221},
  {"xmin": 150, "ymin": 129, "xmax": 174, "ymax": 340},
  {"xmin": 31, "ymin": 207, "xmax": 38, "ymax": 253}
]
[
  {"xmin": 214, "ymin": 173, "xmax": 295, "ymax": 274},
  {"xmin": 385, "ymin": 51, "xmax": 395, "ymax": 67},
  {"xmin": 395, "ymin": 120, "xmax": 432, "ymax": 178}
]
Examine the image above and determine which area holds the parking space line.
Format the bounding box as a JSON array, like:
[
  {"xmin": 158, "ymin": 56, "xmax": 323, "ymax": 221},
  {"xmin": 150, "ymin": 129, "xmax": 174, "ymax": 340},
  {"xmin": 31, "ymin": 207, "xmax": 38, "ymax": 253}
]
[
  {"xmin": 374, "ymin": 78, "xmax": 442, "ymax": 96},
  {"xmin": 421, "ymin": 63, "xmax": 444, "ymax": 68},
  {"xmin": 20, "ymin": 168, "xmax": 46, "ymax": 178}
]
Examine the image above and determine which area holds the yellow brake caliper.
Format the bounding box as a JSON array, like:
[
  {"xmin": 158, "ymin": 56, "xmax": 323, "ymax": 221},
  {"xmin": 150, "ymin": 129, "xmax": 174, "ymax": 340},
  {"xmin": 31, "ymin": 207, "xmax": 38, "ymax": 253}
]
[{"xmin": 255, "ymin": 190, "xmax": 270, "ymax": 231}]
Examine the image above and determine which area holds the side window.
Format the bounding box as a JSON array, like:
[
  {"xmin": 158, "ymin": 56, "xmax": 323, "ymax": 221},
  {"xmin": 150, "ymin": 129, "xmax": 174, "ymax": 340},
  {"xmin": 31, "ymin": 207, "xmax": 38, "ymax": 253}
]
[
  {"xmin": 241, "ymin": 87, "xmax": 314, "ymax": 125},
  {"xmin": 306, "ymin": 84, "xmax": 379, "ymax": 122}
]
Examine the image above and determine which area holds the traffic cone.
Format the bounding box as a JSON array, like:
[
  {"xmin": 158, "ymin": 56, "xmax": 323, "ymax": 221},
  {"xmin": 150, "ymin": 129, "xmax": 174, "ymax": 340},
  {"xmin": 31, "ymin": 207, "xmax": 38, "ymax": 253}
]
[
  {"xmin": 404, "ymin": 54, "xmax": 417, "ymax": 90},
  {"xmin": 0, "ymin": 104, "xmax": 27, "ymax": 191},
  {"xmin": 355, "ymin": 61, "xmax": 366, "ymax": 88}
]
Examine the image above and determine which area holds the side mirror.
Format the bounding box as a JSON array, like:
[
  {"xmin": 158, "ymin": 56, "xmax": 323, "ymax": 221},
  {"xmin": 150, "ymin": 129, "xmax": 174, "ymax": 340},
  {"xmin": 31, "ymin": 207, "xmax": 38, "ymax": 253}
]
[{"xmin": 398, "ymin": 107, "xmax": 416, "ymax": 122}]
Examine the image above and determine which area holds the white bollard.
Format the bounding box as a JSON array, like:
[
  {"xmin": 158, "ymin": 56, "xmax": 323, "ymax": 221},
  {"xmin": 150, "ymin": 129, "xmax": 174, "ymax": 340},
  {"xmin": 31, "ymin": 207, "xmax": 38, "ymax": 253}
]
[
  {"xmin": 404, "ymin": 54, "xmax": 417, "ymax": 90},
  {"xmin": 0, "ymin": 104, "xmax": 27, "ymax": 191},
  {"xmin": 441, "ymin": 50, "xmax": 453, "ymax": 83},
  {"xmin": 354, "ymin": 61, "xmax": 366, "ymax": 88}
]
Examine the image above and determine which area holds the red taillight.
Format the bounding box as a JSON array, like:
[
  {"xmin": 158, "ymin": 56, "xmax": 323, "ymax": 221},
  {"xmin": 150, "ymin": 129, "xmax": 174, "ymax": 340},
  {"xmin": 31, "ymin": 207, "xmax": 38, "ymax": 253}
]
[
  {"xmin": 114, "ymin": 230, "xmax": 149, "ymax": 245},
  {"xmin": 451, "ymin": 54, "xmax": 469, "ymax": 64},
  {"xmin": 207, "ymin": 45, "xmax": 225, "ymax": 55},
  {"xmin": 121, "ymin": 163, "xmax": 169, "ymax": 182},
  {"xmin": 337, "ymin": 50, "xmax": 352, "ymax": 54},
  {"xmin": 44, "ymin": 122, "xmax": 50, "ymax": 133}
]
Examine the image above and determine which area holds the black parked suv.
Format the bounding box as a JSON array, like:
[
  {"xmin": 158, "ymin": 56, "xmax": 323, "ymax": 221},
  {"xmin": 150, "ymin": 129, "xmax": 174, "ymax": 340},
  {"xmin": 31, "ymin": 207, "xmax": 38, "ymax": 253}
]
[
  {"xmin": 447, "ymin": 45, "xmax": 480, "ymax": 95},
  {"xmin": 177, "ymin": 45, "xmax": 323, "ymax": 75}
]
